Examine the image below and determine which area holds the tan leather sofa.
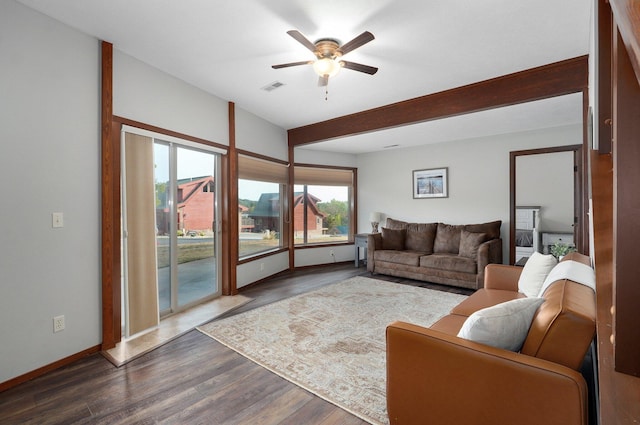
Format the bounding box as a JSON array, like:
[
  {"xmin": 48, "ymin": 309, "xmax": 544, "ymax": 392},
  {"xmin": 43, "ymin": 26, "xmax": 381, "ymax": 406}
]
[{"xmin": 386, "ymin": 252, "xmax": 596, "ymax": 425}]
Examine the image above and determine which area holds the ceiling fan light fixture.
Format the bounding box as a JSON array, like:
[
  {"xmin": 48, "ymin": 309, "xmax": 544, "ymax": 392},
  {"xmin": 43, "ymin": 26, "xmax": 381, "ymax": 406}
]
[{"xmin": 313, "ymin": 58, "xmax": 341, "ymax": 78}]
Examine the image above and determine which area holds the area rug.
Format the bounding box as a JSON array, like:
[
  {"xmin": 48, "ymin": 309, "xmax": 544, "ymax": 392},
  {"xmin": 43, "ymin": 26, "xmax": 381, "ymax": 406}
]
[{"xmin": 197, "ymin": 276, "xmax": 467, "ymax": 425}]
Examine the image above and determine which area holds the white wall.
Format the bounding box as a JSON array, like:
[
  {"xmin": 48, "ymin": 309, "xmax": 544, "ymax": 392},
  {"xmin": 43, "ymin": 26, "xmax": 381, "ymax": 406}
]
[
  {"xmin": 236, "ymin": 107, "xmax": 287, "ymax": 161},
  {"xmin": 0, "ymin": 1, "xmax": 101, "ymax": 383},
  {"xmin": 114, "ymin": 50, "xmax": 229, "ymax": 146},
  {"xmin": 356, "ymin": 124, "xmax": 582, "ymax": 263},
  {"xmin": 294, "ymin": 148, "xmax": 357, "ymax": 167}
]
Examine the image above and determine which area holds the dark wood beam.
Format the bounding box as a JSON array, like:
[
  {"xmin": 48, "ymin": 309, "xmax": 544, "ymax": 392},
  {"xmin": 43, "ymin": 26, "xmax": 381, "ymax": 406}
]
[
  {"xmin": 288, "ymin": 56, "xmax": 588, "ymax": 146},
  {"xmin": 609, "ymin": 0, "xmax": 640, "ymax": 85},
  {"xmin": 226, "ymin": 102, "xmax": 238, "ymax": 295},
  {"xmin": 101, "ymin": 40, "xmax": 118, "ymax": 350}
]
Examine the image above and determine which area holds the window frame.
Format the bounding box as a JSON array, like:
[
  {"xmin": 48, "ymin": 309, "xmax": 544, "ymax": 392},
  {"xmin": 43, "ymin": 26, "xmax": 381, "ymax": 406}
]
[
  {"xmin": 237, "ymin": 153, "xmax": 289, "ymax": 260},
  {"xmin": 293, "ymin": 164, "xmax": 356, "ymax": 247}
]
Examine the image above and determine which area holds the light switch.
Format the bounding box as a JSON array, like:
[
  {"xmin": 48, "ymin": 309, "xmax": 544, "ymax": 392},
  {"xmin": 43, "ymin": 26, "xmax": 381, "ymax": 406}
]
[{"xmin": 52, "ymin": 212, "xmax": 64, "ymax": 228}]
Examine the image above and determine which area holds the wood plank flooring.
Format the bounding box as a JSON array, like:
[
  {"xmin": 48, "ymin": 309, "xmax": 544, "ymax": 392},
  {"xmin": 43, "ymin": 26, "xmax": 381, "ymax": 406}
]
[{"xmin": 0, "ymin": 264, "xmax": 471, "ymax": 425}]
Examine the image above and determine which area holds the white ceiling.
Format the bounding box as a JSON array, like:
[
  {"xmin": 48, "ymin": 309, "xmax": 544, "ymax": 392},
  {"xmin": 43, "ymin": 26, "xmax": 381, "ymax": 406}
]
[{"xmin": 17, "ymin": 0, "xmax": 592, "ymax": 153}]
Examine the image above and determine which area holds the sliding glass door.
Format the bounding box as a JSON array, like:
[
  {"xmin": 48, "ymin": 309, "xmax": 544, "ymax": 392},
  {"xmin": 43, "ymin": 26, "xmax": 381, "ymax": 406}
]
[
  {"xmin": 123, "ymin": 131, "xmax": 221, "ymax": 337},
  {"xmin": 155, "ymin": 142, "xmax": 220, "ymax": 317}
]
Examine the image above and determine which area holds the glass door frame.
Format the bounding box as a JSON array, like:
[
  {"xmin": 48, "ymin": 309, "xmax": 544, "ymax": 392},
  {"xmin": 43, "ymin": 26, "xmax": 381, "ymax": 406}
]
[
  {"xmin": 121, "ymin": 127, "xmax": 223, "ymax": 337},
  {"xmin": 161, "ymin": 141, "xmax": 222, "ymax": 317}
]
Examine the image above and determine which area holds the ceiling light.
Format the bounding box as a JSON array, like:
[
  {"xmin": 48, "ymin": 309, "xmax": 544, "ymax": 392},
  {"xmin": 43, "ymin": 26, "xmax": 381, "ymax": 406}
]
[{"xmin": 313, "ymin": 58, "xmax": 341, "ymax": 77}]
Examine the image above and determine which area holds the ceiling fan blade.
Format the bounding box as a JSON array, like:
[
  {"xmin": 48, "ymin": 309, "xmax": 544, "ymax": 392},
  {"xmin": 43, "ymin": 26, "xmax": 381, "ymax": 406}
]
[
  {"xmin": 340, "ymin": 61, "xmax": 378, "ymax": 75},
  {"xmin": 287, "ymin": 30, "xmax": 317, "ymax": 53},
  {"xmin": 339, "ymin": 31, "xmax": 375, "ymax": 55},
  {"xmin": 318, "ymin": 74, "xmax": 329, "ymax": 87},
  {"xmin": 272, "ymin": 60, "xmax": 313, "ymax": 69}
]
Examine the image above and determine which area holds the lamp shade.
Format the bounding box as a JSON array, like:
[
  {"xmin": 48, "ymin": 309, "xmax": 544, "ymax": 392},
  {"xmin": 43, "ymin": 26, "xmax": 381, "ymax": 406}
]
[
  {"xmin": 369, "ymin": 212, "xmax": 381, "ymax": 223},
  {"xmin": 313, "ymin": 58, "xmax": 341, "ymax": 77}
]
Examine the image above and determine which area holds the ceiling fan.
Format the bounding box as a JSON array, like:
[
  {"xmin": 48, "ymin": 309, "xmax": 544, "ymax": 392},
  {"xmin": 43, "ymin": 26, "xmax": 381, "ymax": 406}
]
[{"xmin": 272, "ymin": 30, "xmax": 378, "ymax": 87}]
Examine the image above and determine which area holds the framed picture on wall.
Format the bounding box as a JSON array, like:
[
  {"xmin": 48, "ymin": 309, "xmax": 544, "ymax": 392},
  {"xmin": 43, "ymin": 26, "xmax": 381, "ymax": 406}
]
[{"xmin": 413, "ymin": 167, "xmax": 448, "ymax": 199}]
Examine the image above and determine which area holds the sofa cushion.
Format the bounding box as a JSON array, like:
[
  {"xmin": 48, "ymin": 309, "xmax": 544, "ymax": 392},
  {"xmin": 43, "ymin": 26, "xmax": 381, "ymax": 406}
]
[
  {"xmin": 385, "ymin": 217, "xmax": 408, "ymax": 230},
  {"xmin": 430, "ymin": 314, "xmax": 468, "ymax": 335},
  {"xmin": 381, "ymin": 227, "xmax": 406, "ymax": 250},
  {"xmin": 521, "ymin": 279, "xmax": 597, "ymax": 370},
  {"xmin": 420, "ymin": 253, "xmax": 477, "ymax": 274},
  {"xmin": 457, "ymin": 297, "xmax": 545, "ymax": 351},
  {"xmin": 451, "ymin": 288, "xmax": 526, "ymax": 316},
  {"xmin": 405, "ymin": 222, "xmax": 437, "ymax": 253},
  {"xmin": 434, "ymin": 223, "xmax": 463, "ymax": 254},
  {"xmin": 464, "ymin": 220, "xmax": 502, "ymax": 240},
  {"xmin": 374, "ymin": 250, "xmax": 423, "ymax": 267},
  {"xmin": 517, "ymin": 252, "xmax": 557, "ymax": 297},
  {"xmin": 458, "ymin": 230, "xmax": 487, "ymax": 258}
]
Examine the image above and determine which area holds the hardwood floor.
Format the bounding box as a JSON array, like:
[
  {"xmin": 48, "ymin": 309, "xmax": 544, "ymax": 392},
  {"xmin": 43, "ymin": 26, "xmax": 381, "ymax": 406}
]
[{"xmin": 0, "ymin": 264, "xmax": 471, "ymax": 425}]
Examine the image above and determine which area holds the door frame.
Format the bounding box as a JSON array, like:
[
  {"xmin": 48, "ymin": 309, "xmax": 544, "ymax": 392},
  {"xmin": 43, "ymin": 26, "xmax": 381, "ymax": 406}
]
[{"xmin": 509, "ymin": 144, "xmax": 584, "ymax": 265}]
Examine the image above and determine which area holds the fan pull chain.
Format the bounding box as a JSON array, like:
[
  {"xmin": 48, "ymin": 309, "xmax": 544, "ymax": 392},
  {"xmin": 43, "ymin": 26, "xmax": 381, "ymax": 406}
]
[{"xmin": 325, "ymin": 78, "xmax": 329, "ymax": 101}]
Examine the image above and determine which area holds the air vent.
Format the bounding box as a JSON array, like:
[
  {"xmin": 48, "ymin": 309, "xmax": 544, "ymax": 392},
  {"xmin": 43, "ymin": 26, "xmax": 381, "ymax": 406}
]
[
  {"xmin": 383, "ymin": 144, "xmax": 399, "ymax": 149},
  {"xmin": 262, "ymin": 81, "xmax": 285, "ymax": 92}
]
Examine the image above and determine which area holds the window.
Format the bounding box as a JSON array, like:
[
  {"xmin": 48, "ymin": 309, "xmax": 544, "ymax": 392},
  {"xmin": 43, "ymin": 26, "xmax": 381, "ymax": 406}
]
[
  {"xmin": 238, "ymin": 154, "xmax": 288, "ymax": 258},
  {"xmin": 294, "ymin": 166, "xmax": 355, "ymax": 246}
]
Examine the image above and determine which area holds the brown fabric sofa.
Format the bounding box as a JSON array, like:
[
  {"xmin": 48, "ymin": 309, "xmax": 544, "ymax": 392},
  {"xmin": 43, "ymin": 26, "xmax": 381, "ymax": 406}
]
[
  {"xmin": 386, "ymin": 252, "xmax": 596, "ymax": 425},
  {"xmin": 367, "ymin": 218, "xmax": 502, "ymax": 289}
]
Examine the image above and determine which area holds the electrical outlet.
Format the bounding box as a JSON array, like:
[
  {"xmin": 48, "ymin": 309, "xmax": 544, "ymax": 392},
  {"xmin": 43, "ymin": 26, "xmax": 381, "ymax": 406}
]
[
  {"xmin": 260, "ymin": 262, "xmax": 265, "ymax": 271},
  {"xmin": 330, "ymin": 250, "xmax": 335, "ymax": 257},
  {"xmin": 53, "ymin": 315, "xmax": 65, "ymax": 333}
]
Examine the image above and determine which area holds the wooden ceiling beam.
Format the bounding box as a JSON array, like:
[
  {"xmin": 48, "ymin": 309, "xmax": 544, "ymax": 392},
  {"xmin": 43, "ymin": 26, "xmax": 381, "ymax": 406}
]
[{"xmin": 288, "ymin": 55, "xmax": 588, "ymax": 147}]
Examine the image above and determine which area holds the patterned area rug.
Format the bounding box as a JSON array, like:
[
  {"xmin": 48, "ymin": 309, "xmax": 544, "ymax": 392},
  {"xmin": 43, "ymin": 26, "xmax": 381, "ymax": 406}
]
[{"xmin": 197, "ymin": 276, "xmax": 467, "ymax": 424}]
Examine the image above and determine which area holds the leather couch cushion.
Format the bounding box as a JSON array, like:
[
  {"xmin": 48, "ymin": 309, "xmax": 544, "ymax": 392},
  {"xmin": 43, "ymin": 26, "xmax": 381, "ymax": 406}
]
[
  {"xmin": 451, "ymin": 288, "xmax": 526, "ymax": 316},
  {"xmin": 420, "ymin": 253, "xmax": 477, "ymax": 274},
  {"xmin": 459, "ymin": 230, "xmax": 487, "ymax": 258},
  {"xmin": 464, "ymin": 220, "xmax": 502, "ymax": 240},
  {"xmin": 430, "ymin": 314, "xmax": 467, "ymax": 334},
  {"xmin": 381, "ymin": 227, "xmax": 406, "ymax": 250},
  {"xmin": 521, "ymin": 279, "xmax": 596, "ymax": 370},
  {"xmin": 434, "ymin": 223, "xmax": 463, "ymax": 254},
  {"xmin": 374, "ymin": 250, "xmax": 423, "ymax": 266}
]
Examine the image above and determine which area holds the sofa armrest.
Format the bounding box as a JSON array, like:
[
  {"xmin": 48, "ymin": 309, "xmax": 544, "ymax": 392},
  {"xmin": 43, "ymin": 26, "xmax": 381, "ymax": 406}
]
[
  {"xmin": 476, "ymin": 238, "xmax": 503, "ymax": 288},
  {"xmin": 366, "ymin": 233, "xmax": 382, "ymax": 272},
  {"xmin": 483, "ymin": 263, "xmax": 523, "ymax": 291},
  {"xmin": 386, "ymin": 321, "xmax": 589, "ymax": 425}
]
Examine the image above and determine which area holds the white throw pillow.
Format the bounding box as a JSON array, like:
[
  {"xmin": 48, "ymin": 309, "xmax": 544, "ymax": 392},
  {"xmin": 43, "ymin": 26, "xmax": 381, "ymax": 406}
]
[
  {"xmin": 517, "ymin": 252, "xmax": 558, "ymax": 297},
  {"xmin": 457, "ymin": 297, "xmax": 545, "ymax": 351}
]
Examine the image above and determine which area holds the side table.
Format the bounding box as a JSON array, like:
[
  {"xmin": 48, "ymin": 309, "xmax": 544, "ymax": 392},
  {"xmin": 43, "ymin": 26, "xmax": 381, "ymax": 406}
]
[{"xmin": 354, "ymin": 233, "xmax": 369, "ymax": 268}]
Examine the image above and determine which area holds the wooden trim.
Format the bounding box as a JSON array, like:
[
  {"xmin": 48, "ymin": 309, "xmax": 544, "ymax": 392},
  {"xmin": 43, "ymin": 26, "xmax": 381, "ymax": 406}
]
[
  {"xmin": 0, "ymin": 345, "xmax": 101, "ymax": 393},
  {"xmin": 237, "ymin": 148, "xmax": 289, "ymax": 166},
  {"xmin": 590, "ymin": 150, "xmax": 617, "ymax": 423},
  {"xmin": 293, "ymin": 162, "xmax": 358, "ymax": 171},
  {"xmin": 598, "ymin": 0, "xmax": 614, "ymax": 154},
  {"xmin": 226, "ymin": 102, "xmax": 238, "ymax": 295},
  {"xmin": 609, "ymin": 0, "xmax": 640, "ymax": 85},
  {"xmin": 288, "ymin": 144, "xmax": 295, "ymax": 270},
  {"xmin": 101, "ymin": 41, "xmax": 117, "ymax": 350},
  {"xmin": 509, "ymin": 144, "xmax": 583, "ymax": 265},
  {"xmin": 288, "ymin": 56, "xmax": 589, "ymax": 146},
  {"xmin": 113, "ymin": 115, "xmax": 227, "ymax": 152},
  {"xmin": 612, "ymin": 24, "xmax": 640, "ymax": 377}
]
